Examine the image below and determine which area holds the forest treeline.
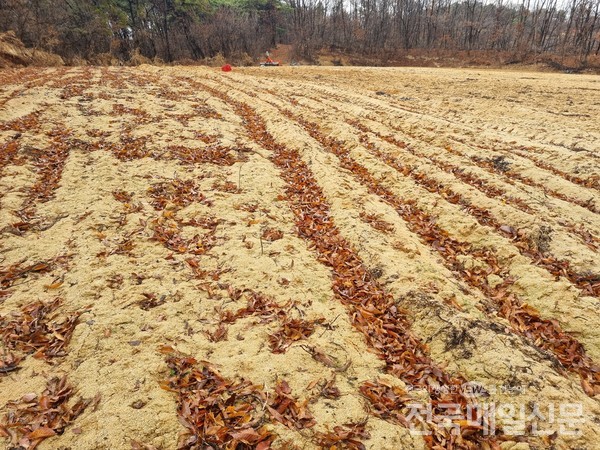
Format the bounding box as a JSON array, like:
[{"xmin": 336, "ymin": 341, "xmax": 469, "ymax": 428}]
[{"xmin": 0, "ymin": 0, "xmax": 599, "ymax": 66}]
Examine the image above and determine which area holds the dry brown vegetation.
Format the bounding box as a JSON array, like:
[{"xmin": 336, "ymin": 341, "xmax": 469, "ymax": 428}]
[{"xmin": 0, "ymin": 65, "xmax": 599, "ymax": 449}]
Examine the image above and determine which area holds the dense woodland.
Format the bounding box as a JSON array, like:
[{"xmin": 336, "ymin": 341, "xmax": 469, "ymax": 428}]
[{"xmin": 0, "ymin": 0, "xmax": 599, "ymax": 66}]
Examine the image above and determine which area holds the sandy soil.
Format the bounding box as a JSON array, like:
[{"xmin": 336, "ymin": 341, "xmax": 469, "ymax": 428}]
[{"xmin": 0, "ymin": 65, "xmax": 599, "ymax": 450}]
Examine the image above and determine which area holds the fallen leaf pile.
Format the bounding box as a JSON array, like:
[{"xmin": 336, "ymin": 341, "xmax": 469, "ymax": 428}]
[
  {"xmin": 193, "ymin": 131, "xmax": 219, "ymax": 144},
  {"xmin": 161, "ymin": 349, "xmax": 317, "ymax": 449},
  {"xmin": 358, "ymin": 212, "xmax": 395, "ymax": 233},
  {"xmin": 219, "ymin": 291, "xmax": 286, "ymax": 325},
  {"xmin": 111, "ymin": 133, "xmax": 151, "ymax": 161},
  {"xmin": 212, "ymin": 180, "xmax": 240, "ymax": 193},
  {"xmin": 0, "ymin": 376, "xmax": 90, "ymax": 450},
  {"xmin": 261, "ymin": 228, "xmax": 284, "ymax": 242},
  {"xmin": 268, "ymin": 318, "xmax": 323, "ymax": 353},
  {"xmin": 59, "ymin": 82, "xmax": 86, "ymax": 99},
  {"xmin": 144, "ymin": 180, "xmax": 221, "ymax": 257},
  {"xmin": 13, "ymin": 126, "xmax": 72, "ymax": 229},
  {"xmin": 566, "ymin": 223, "xmax": 600, "ymax": 251},
  {"xmin": 267, "ymin": 380, "xmax": 316, "ymax": 430},
  {"xmin": 359, "ymin": 380, "xmax": 414, "ymax": 427},
  {"xmin": 0, "ymin": 111, "xmax": 41, "ymax": 133},
  {"xmin": 0, "ymin": 140, "xmax": 21, "ymax": 171},
  {"xmin": 0, "ymin": 298, "xmax": 83, "ymax": 372},
  {"xmin": 137, "ymin": 293, "xmax": 166, "ymax": 311},
  {"xmin": 112, "ymin": 103, "xmax": 153, "ymax": 122},
  {"xmin": 72, "ymin": 117, "xmax": 238, "ymax": 168},
  {"xmin": 204, "ymin": 289, "xmax": 323, "ymax": 353},
  {"xmin": 150, "ymin": 214, "xmax": 218, "ymax": 256},
  {"xmin": 148, "ymin": 179, "xmax": 207, "ymax": 211},
  {"xmin": 112, "ymin": 190, "xmax": 133, "ymax": 204},
  {"xmin": 97, "ymin": 235, "xmax": 136, "ymax": 258},
  {"xmin": 166, "ymin": 145, "xmax": 237, "ymax": 166},
  {"xmin": 318, "ymin": 376, "xmax": 342, "ymax": 399},
  {"xmin": 315, "ymin": 421, "xmax": 371, "ymax": 450}
]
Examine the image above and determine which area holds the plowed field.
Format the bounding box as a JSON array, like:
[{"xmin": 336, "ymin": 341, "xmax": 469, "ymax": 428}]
[{"xmin": 0, "ymin": 66, "xmax": 599, "ymax": 450}]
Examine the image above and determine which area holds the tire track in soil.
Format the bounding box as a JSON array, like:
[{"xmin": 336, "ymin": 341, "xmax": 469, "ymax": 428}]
[
  {"xmin": 193, "ymin": 79, "xmax": 506, "ymax": 450},
  {"xmin": 213, "ymin": 76, "xmax": 600, "ymax": 399}
]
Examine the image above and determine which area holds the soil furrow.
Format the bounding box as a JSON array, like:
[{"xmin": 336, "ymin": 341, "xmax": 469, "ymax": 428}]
[
  {"xmin": 3, "ymin": 65, "xmax": 600, "ymax": 450},
  {"xmin": 449, "ymin": 135, "xmax": 600, "ymax": 192},
  {"xmin": 194, "ymin": 80, "xmax": 506, "ymax": 449},
  {"xmin": 346, "ymin": 123, "xmax": 600, "ymax": 295},
  {"xmin": 263, "ymin": 102, "xmax": 600, "ymax": 397},
  {"xmin": 357, "ymin": 112, "xmax": 600, "ymax": 238},
  {"xmin": 283, "ymin": 81, "xmax": 600, "ymax": 212},
  {"xmin": 220, "ymin": 76, "xmax": 600, "ymax": 298},
  {"xmin": 268, "ymin": 79, "xmax": 600, "ymax": 260},
  {"xmin": 280, "ymin": 74, "xmax": 600, "ymax": 185},
  {"xmin": 255, "ymin": 81, "xmax": 600, "ymax": 252},
  {"xmin": 348, "ymin": 122, "xmax": 600, "ymax": 252},
  {"xmin": 440, "ymin": 140, "xmax": 599, "ymax": 214}
]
